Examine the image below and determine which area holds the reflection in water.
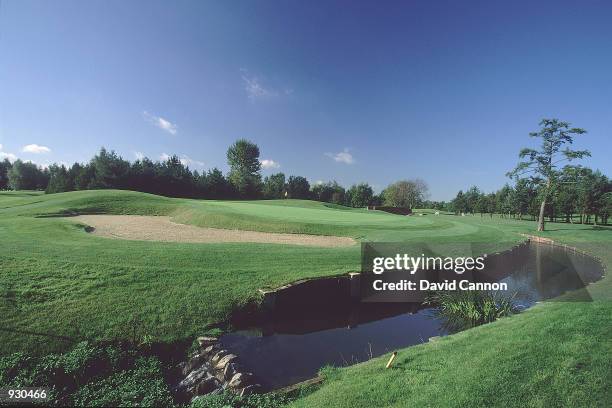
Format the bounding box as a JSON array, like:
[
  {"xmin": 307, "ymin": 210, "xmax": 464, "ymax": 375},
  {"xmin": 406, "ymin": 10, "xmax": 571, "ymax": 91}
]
[
  {"xmin": 220, "ymin": 242, "xmax": 603, "ymax": 390},
  {"xmin": 222, "ymin": 307, "xmax": 444, "ymax": 389}
]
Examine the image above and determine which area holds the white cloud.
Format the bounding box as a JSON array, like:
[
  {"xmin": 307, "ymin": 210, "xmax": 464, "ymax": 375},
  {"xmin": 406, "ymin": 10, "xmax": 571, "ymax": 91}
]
[
  {"xmin": 134, "ymin": 151, "xmax": 145, "ymax": 160},
  {"xmin": 22, "ymin": 144, "xmax": 51, "ymax": 154},
  {"xmin": 315, "ymin": 180, "xmax": 324, "ymax": 185},
  {"xmin": 143, "ymin": 111, "xmax": 178, "ymax": 135},
  {"xmin": 160, "ymin": 153, "xmax": 171, "ymax": 161},
  {"xmin": 260, "ymin": 159, "xmax": 280, "ymax": 169},
  {"xmin": 325, "ymin": 148, "xmax": 354, "ymax": 164},
  {"xmin": 241, "ymin": 69, "xmax": 279, "ymax": 100},
  {"xmin": 0, "ymin": 151, "xmax": 17, "ymax": 162},
  {"xmin": 0, "ymin": 145, "xmax": 18, "ymax": 162}
]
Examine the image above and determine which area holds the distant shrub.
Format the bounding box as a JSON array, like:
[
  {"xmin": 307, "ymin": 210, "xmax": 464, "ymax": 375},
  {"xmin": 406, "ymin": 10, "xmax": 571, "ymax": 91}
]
[{"xmin": 426, "ymin": 290, "xmax": 519, "ymax": 332}]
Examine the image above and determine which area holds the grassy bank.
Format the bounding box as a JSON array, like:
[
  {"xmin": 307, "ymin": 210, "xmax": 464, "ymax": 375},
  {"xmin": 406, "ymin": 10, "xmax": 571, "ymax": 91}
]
[
  {"xmin": 1, "ymin": 190, "xmax": 609, "ymax": 407},
  {"xmin": 290, "ymin": 221, "xmax": 612, "ymax": 407}
]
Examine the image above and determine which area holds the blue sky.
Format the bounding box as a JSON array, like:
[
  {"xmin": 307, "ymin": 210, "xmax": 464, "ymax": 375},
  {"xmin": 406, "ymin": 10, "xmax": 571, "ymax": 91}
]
[{"xmin": 1, "ymin": 0, "xmax": 611, "ymax": 200}]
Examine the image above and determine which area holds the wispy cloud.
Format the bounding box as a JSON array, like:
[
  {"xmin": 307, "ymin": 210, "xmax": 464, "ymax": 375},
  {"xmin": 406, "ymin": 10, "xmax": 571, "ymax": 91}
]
[
  {"xmin": 143, "ymin": 111, "xmax": 178, "ymax": 135},
  {"xmin": 0, "ymin": 145, "xmax": 18, "ymax": 162},
  {"xmin": 325, "ymin": 148, "xmax": 354, "ymax": 164},
  {"xmin": 241, "ymin": 69, "xmax": 280, "ymax": 100},
  {"xmin": 22, "ymin": 144, "xmax": 51, "ymax": 154},
  {"xmin": 260, "ymin": 159, "xmax": 280, "ymax": 170},
  {"xmin": 134, "ymin": 151, "xmax": 145, "ymax": 160}
]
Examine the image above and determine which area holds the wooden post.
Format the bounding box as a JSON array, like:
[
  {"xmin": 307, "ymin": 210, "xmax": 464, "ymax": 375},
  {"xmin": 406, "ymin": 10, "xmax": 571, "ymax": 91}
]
[{"xmin": 385, "ymin": 352, "xmax": 397, "ymax": 369}]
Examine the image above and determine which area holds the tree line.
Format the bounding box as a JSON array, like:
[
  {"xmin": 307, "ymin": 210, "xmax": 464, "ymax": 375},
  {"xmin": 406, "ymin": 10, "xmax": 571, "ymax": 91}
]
[
  {"xmin": 448, "ymin": 119, "xmax": 611, "ymax": 227},
  {"xmin": 0, "ymin": 139, "xmax": 430, "ymax": 209},
  {"xmin": 448, "ymin": 167, "xmax": 611, "ymax": 226}
]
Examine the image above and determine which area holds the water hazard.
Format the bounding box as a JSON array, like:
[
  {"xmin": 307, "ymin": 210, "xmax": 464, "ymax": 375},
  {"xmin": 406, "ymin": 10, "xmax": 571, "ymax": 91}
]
[{"xmin": 220, "ymin": 242, "xmax": 604, "ymax": 390}]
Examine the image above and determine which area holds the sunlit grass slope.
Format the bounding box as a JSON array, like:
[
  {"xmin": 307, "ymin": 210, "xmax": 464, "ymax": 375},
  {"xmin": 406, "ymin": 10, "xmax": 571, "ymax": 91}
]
[
  {"xmin": 0, "ymin": 190, "xmax": 521, "ymax": 356},
  {"xmin": 290, "ymin": 219, "xmax": 612, "ymax": 407}
]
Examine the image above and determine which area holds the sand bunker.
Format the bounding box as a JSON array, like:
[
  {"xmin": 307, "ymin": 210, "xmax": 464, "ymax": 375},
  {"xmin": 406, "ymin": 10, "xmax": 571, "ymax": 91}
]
[{"xmin": 72, "ymin": 215, "xmax": 356, "ymax": 247}]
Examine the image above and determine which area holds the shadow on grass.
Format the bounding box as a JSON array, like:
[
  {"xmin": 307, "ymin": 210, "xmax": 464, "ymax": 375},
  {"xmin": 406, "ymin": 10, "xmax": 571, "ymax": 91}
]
[
  {"xmin": 0, "ymin": 191, "xmax": 43, "ymax": 197},
  {"xmin": 541, "ymin": 225, "xmax": 612, "ymax": 232},
  {"xmin": 34, "ymin": 207, "xmax": 106, "ymax": 218},
  {"xmin": 0, "ymin": 326, "xmax": 79, "ymax": 343}
]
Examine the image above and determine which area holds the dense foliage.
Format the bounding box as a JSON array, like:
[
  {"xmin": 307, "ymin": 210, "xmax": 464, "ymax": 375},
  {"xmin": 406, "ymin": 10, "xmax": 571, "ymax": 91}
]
[
  {"xmin": 0, "ymin": 341, "xmax": 174, "ymax": 407},
  {"xmin": 5, "ymin": 160, "xmax": 50, "ymax": 190},
  {"xmin": 0, "ymin": 158, "xmax": 13, "ymax": 189},
  {"xmin": 0, "ymin": 141, "xmax": 386, "ymax": 208},
  {"xmin": 227, "ymin": 139, "xmax": 262, "ymax": 199},
  {"xmin": 449, "ymin": 166, "xmax": 611, "ymax": 225},
  {"xmin": 382, "ymin": 179, "xmax": 428, "ymax": 209}
]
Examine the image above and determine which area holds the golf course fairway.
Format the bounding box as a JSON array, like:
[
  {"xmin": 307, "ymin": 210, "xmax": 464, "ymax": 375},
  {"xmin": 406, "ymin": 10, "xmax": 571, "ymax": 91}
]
[{"xmin": 1, "ymin": 189, "xmax": 610, "ymax": 406}]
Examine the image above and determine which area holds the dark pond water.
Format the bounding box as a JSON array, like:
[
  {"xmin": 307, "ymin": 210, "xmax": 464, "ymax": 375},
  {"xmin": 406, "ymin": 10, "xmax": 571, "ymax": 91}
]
[{"xmin": 220, "ymin": 242, "xmax": 604, "ymax": 390}]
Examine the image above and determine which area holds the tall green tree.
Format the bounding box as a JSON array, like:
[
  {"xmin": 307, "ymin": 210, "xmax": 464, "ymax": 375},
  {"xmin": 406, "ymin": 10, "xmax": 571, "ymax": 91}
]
[
  {"xmin": 8, "ymin": 160, "xmax": 48, "ymax": 190},
  {"xmin": 554, "ymin": 167, "xmax": 581, "ymax": 223},
  {"xmin": 580, "ymin": 170, "xmax": 610, "ymax": 225},
  {"xmin": 311, "ymin": 181, "xmax": 345, "ymax": 203},
  {"xmin": 513, "ymin": 178, "xmax": 536, "ymax": 219},
  {"xmin": 495, "ymin": 184, "xmax": 513, "ymax": 217},
  {"xmin": 601, "ymin": 191, "xmax": 612, "ymax": 225},
  {"xmin": 205, "ymin": 168, "xmax": 232, "ymax": 199},
  {"xmin": 347, "ymin": 183, "xmax": 374, "ymax": 207},
  {"xmin": 226, "ymin": 139, "xmax": 262, "ymax": 198},
  {"xmin": 286, "ymin": 176, "xmax": 310, "ymax": 199},
  {"xmin": 508, "ymin": 119, "xmax": 590, "ymax": 231},
  {"xmin": 464, "ymin": 186, "xmax": 482, "ymax": 214},
  {"xmin": 451, "ymin": 190, "xmax": 467, "ymax": 215},
  {"xmin": 46, "ymin": 164, "xmax": 73, "ymax": 193},
  {"xmin": 0, "ymin": 158, "xmax": 12, "ymax": 189},
  {"xmin": 158, "ymin": 155, "xmax": 195, "ymax": 197},
  {"xmin": 383, "ymin": 179, "xmax": 428, "ymax": 209},
  {"xmin": 263, "ymin": 173, "xmax": 286, "ymax": 199},
  {"xmin": 89, "ymin": 148, "xmax": 131, "ymax": 189},
  {"xmin": 476, "ymin": 194, "xmax": 488, "ymax": 216},
  {"xmin": 486, "ymin": 193, "xmax": 497, "ymax": 218}
]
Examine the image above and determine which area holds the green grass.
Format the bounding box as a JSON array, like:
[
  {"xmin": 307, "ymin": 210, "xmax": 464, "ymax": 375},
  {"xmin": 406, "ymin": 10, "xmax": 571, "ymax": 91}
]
[
  {"xmin": 1, "ymin": 190, "xmax": 610, "ymax": 407},
  {"xmin": 0, "ymin": 190, "xmax": 519, "ymax": 355},
  {"xmin": 289, "ymin": 223, "xmax": 612, "ymax": 407},
  {"xmin": 291, "ymin": 301, "xmax": 611, "ymax": 408}
]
